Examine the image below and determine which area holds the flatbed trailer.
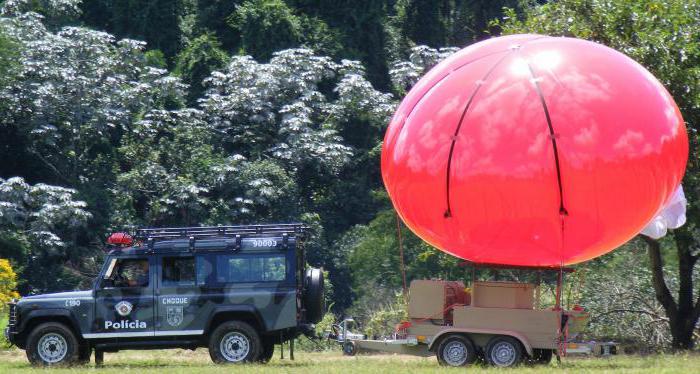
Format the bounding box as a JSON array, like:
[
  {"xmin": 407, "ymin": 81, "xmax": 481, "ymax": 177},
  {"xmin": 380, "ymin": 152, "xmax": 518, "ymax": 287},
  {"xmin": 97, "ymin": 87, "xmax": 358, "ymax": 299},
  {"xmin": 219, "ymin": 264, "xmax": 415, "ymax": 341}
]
[{"xmin": 334, "ymin": 265, "xmax": 613, "ymax": 367}]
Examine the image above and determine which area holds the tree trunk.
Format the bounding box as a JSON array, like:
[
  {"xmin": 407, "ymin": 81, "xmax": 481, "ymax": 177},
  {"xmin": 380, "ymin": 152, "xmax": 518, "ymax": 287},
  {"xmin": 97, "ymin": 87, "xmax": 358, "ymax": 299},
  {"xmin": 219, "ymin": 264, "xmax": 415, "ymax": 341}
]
[{"xmin": 643, "ymin": 234, "xmax": 700, "ymax": 350}]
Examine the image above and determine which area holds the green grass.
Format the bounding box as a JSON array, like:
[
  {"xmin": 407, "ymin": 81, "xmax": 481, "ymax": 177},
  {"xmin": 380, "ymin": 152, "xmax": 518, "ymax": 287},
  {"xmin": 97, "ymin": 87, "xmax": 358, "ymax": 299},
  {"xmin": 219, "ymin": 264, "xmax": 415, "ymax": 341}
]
[{"xmin": 0, "ymin": 348, "xmax": 698, "ymax": 373}]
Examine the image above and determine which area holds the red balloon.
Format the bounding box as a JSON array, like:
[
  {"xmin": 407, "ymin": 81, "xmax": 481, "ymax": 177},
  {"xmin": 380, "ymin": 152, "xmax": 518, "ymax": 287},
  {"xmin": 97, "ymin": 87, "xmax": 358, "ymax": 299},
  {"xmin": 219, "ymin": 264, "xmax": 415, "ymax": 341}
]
[{"xmin": 382, "ymin": 35, "xmax": 688, "ymax": 267}]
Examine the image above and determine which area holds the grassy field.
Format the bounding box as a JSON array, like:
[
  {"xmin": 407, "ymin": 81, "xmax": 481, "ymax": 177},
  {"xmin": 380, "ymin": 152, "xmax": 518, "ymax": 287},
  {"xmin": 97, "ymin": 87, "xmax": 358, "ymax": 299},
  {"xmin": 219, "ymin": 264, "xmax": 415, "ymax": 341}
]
[{"xmin": 0, "ymin": 348, "xmax": 699, "ymax": 373}]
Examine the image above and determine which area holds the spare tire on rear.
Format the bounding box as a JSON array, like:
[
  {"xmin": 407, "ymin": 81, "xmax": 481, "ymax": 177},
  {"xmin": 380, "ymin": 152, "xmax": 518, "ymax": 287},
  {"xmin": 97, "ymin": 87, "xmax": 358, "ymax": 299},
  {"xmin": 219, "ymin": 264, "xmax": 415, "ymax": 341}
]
[{"xmin": 304, "ymin": 268, "xmax": 324, "ymax": 323}]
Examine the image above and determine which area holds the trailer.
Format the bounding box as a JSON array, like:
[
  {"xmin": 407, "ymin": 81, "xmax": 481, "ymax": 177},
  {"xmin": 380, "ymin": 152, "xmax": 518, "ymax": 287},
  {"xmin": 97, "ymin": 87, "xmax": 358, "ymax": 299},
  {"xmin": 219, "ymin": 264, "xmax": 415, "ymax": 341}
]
[{"xmin": 334, "ymin": 265, "xmax": 613, "ymax": 367}]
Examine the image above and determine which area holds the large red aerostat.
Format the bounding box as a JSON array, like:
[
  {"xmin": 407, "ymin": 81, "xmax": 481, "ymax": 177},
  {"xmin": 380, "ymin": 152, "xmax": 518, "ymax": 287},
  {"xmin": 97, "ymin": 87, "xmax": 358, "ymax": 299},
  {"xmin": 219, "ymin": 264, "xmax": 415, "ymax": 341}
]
[{"xmin": 381, "ymin": 34, "xmax": 688, "ymax": 267}]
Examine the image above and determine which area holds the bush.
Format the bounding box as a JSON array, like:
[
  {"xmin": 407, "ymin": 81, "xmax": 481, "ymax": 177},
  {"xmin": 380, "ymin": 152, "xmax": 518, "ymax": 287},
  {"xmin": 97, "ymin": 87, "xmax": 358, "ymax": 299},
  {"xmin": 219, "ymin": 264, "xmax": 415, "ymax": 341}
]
[{"xmin": 0, "ymin": 259, "xmax": 19, "ymax": 313}]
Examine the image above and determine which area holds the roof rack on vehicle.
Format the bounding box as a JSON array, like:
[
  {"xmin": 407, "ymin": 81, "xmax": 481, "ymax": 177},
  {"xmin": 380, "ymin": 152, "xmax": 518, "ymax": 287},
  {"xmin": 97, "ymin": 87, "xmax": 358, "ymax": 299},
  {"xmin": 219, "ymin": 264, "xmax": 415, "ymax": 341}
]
[{"xmin": 134, "ymin": 223, "xmax": 309, "ymax": 242}]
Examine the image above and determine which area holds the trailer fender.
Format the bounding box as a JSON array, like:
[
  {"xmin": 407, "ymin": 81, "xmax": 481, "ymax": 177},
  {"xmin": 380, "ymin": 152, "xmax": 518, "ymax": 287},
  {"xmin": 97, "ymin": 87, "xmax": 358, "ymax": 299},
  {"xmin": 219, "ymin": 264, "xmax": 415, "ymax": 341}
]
[{"xmin": 428, "ymin": 328, "xmax": 534, "ymax": 356}]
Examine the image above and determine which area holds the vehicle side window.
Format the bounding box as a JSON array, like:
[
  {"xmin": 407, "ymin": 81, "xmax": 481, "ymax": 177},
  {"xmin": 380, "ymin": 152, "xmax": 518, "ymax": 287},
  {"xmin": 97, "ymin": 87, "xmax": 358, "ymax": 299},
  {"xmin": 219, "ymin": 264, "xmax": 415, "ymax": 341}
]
[
  {"xmin": 103, "ymin": 259, "xmax": 149, "ymax": 288},
  {"xmin": 216, "ymin": 254, "xmax": 287, "ymax": 283},
  {"xmin": 196, "ymin": 256, "xmax": 211, "ymax": 285},
  {"xmin": 162, "ymin": 257, "xmax": 195, "ymax": 287}
]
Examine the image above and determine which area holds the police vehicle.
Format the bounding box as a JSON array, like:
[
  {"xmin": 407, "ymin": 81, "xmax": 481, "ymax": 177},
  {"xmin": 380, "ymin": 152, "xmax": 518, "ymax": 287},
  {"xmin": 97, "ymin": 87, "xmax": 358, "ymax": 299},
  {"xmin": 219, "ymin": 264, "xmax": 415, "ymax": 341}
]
[{"xmin": 4, "ymin": 224, "xmax": 325, "ymax": 366}]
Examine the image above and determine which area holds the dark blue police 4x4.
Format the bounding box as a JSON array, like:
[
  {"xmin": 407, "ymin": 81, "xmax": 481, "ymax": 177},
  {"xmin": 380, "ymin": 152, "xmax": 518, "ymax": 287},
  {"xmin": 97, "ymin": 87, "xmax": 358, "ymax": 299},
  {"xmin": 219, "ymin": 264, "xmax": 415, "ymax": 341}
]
[{"xmin": 5, "ymin": 224, "xmax": 324, "ymax": 366}]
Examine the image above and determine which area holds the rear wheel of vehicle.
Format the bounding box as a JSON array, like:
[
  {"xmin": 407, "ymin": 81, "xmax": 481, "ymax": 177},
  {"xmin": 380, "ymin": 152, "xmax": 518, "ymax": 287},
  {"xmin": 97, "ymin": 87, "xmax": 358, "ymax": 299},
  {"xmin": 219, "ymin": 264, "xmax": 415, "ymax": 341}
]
[
  {"xmin": 304, "ymin": 268, "xmax": 325, "ymax": 323},
  {"xmin": 26, "ymin": 322, "xmax": 80, "ymax": 366},
  {"xmin": 531, "ymin": 348, "xmax": 553, "ymax": 364},
  {"xmin": 486, "ymin": 336, "xmax": 523, "ymax": 367},
  {"xmin": 436, "ymin": 335, "xmax": 476, "ymax": 367},
  {"xmin": 209, "ymin": 321, "xmax": 261, "ymax": 364},
  {"xmin": 342, "ymin": 341, "xmax": 358, "ymax": 356}
]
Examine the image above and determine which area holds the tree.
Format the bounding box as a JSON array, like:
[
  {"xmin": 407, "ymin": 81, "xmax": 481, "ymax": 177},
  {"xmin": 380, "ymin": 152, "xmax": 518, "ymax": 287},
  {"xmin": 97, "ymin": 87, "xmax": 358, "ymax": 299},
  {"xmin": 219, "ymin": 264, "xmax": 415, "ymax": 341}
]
[
  {"xmin": 497, "ymin": 0, "xmax": 700, "ymax": 349},
  {"xmin": 80, "ymin": 0, "xmax": 184, "ymax": 62},
  {"xmin": 0, "ymin": 13, "xmax": 186, "ymax": 187},
  {"xmin": 1, "ymin": 0, "xmax": 81, "ymax": 29},
  {"xmin": 193, "ymin": 0, "xmax": 243, "ymax": 51},
  {"xmin": 174, "ymin": 33, "xmax": 229, "ymax": 105},
  {"xmin": 228, "ymin": 0, "xmax": 302, "ymax": 61},
  {"xmin": 0, "ymin": 177, "xmax": 91, "ymax": 293}
]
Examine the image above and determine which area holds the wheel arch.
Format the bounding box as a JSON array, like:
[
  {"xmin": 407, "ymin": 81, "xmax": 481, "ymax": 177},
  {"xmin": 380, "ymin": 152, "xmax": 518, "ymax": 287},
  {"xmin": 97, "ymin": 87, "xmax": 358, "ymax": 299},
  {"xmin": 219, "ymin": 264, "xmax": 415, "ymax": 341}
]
[
  {"xmin": 428, "ymin": 328, "xmax": 533, "ymax": 356},
  {"xmin": 205, "ymin": 306, "xmax": 265, "ymax": 337},
  {"xmin": 16, "ymin": 309, "xmax": 84, "ymax": 348}
]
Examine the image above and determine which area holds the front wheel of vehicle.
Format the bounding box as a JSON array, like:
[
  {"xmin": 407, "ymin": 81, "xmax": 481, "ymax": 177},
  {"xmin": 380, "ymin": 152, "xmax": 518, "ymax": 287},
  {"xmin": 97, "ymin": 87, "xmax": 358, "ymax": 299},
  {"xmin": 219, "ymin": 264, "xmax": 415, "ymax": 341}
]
[
  {"xmin": 26, "ymin": 322, "xmax": 80, "ymax": 366},
  {"xmin": 208, "ymin": 321, "xmax": 261, "ymax": 364}
]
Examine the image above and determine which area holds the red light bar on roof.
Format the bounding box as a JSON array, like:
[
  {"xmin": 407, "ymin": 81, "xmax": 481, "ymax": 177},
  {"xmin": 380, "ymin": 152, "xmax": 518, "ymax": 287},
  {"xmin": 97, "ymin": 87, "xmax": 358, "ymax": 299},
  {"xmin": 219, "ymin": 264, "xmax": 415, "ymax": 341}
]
[{"xmin": 107, "ymin": 232, "xmax": 133, "ymax": 246}]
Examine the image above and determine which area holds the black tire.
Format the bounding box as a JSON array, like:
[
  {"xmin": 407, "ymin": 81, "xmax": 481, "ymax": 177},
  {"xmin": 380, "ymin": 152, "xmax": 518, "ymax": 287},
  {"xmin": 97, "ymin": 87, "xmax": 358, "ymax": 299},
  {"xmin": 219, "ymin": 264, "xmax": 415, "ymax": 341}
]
[
  {"xmin": 26, "ymin": 322, "xmax": 80, "ymax": 366},
  {"xmin": 208, "ymin": 321, "xmax": 261, "ymax": 364},
  {"xmin": 436, "ymin": 335, "xmax": 476, "ymax": 367},
  {"xmin": 342, "ymin": 341, "xmax": 358, "ymax": 356},
  {"xmin": 258, "ymin": 339, "xmax": 274, "ymax": 363},
  {"xmin": 531, "ymin": 348, "xmax": 553, "ymax": 364},
  {"xmin": 304, "ymin": 268, "xmax": 325, "ymax": 323},
  {"xmin": 485, "ymin": 336, "xmax": 524, "ymax": 367}
]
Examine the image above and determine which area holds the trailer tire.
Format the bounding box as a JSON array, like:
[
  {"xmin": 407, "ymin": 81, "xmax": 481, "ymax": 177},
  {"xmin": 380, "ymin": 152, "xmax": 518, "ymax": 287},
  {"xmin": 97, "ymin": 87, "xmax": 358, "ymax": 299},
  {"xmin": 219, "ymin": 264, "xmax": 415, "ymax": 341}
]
[
  {"xmin": 342, "ymin": 341, "xmax": 358, "ymax": 356},
  {"xmin": 436, "ymin": 335, "xmax": 476, "ymax": 367},
  {"xmin": 486, "ymin": 336, "xmax": 523, "ymax": 367}
]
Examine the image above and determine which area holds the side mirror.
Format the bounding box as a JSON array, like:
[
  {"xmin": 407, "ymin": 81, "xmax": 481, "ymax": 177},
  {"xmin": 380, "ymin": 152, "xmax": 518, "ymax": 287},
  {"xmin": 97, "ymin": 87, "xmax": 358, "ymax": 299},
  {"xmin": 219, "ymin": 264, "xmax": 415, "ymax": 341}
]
[{"xmin": 102, "ymin": 279, "xmax": 115, "ymax": 288}]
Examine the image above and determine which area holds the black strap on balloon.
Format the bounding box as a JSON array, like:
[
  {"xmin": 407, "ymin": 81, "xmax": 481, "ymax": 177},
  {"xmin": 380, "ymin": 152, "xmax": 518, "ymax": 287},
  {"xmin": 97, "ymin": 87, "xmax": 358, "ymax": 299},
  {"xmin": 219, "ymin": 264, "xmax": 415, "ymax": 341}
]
[
  {"xmin": 444, "ymin": 51, "xmax": 514, "ymax": 218},
  {"xmin": 524, "ymin": 59, "xmax": 568, "ymax": 216}
]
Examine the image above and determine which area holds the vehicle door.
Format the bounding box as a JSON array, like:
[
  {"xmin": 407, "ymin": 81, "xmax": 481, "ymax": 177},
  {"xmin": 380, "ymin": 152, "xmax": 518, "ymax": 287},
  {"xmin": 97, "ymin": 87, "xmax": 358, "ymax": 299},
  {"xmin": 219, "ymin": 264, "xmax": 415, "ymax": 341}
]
[
  {"xmin": 155, "ymin": 254, "xmax": 207, "ymax": 336},
  {"xmin": 91, "ymin": 256, "xmax": 155, "ymax": 338}
]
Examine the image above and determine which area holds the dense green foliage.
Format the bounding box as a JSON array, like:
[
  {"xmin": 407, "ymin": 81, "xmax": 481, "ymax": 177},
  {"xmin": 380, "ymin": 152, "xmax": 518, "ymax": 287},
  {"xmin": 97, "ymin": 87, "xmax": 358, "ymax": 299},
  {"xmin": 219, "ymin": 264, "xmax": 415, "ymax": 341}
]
[{"xmin": 0, "ymin": 0, "xmax": 699, "ymax": 351}]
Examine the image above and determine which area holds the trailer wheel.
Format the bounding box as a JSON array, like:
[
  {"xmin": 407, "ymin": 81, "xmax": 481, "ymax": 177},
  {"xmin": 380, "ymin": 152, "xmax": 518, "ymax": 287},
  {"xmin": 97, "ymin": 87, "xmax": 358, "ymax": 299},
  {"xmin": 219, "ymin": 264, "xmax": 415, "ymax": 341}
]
[
  {"xmin": 342, "ymin": 341, "xmax": 358, "ymax": 356},
  {"xmin": 486, "ymin": 336, "xmax": 523, "ymax": 367},
  {"xmin": 436, "ymin": 335, "xmax": 476, "ymax": 367}
]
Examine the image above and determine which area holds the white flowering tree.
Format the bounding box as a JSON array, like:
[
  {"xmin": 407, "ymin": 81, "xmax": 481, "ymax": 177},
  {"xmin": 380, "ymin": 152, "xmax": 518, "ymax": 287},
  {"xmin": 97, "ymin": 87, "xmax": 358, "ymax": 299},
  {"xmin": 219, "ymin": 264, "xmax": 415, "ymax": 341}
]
[
  {"xmin": 0, "ymin": 177, "xmax": 90, "ymax": 293},
  {"xmin": 115, "ymin": 49, "xmax": 395, "ymax": 227},
  {"xmin": 199, "ymin": 49, "xmax": 393, "ymax": 174},
  {"xmin": 389, "ymin": 45, "xmax": 459, "ymax": 95},
  {"xmin": 0, "ymin": 11, "xmax": 186, "ymax": 187}
]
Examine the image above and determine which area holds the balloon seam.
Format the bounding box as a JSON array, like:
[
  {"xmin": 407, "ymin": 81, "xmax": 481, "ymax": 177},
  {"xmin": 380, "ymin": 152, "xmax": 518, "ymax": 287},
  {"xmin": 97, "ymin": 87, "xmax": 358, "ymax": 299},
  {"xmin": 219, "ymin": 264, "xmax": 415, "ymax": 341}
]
[
  {"xmin": 523, "ymin": 59, "xmax": 568, "ymax": 217},
  {"xmin": 386, "ymin": 49, "xmax": 511, "ymax": 154},
  {"xmin": 443, "ymin": 51, "xmax": 514, "ymax": 218}
]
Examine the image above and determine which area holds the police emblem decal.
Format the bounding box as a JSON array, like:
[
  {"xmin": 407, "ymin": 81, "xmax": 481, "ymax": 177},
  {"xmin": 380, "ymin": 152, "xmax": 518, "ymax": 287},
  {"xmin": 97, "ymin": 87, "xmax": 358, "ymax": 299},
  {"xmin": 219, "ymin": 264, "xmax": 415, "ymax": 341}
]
[
  {"xmin": 166, "ymin": 306, "xmax": 184, "ymax": 327},
  {"xmin": 115, "ymin": 301, "xmax": 133, "ymax": 316}
]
